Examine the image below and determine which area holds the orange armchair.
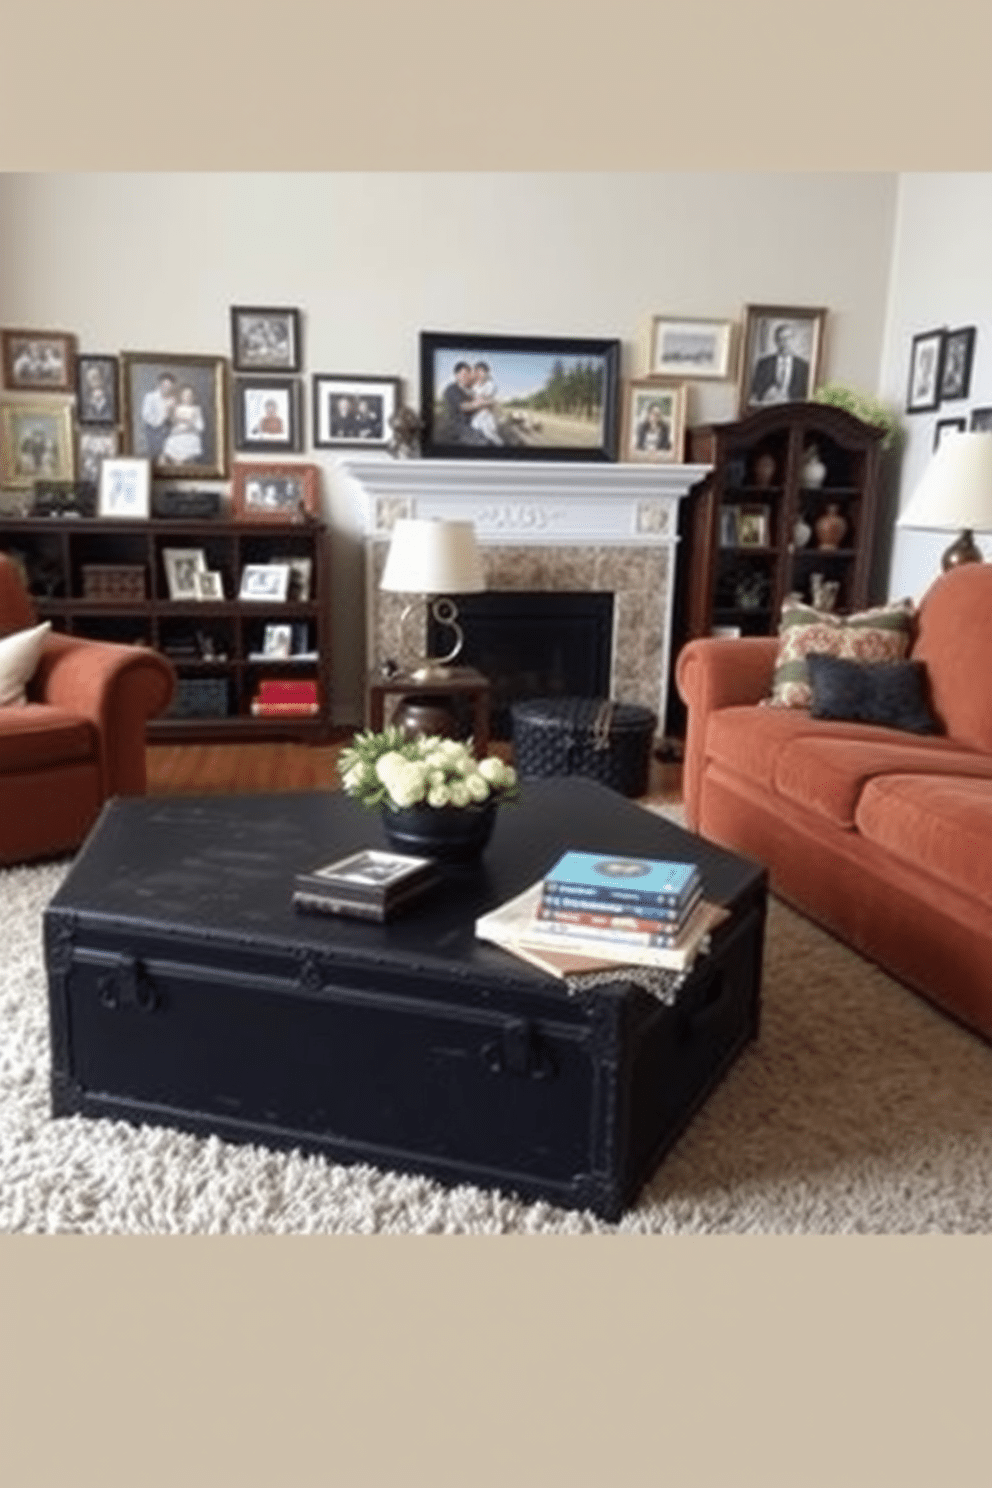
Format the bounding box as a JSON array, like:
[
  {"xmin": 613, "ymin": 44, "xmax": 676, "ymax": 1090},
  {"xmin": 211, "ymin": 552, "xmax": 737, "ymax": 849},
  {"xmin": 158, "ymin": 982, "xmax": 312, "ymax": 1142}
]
[{"xmin": 0, "ymin": 552, "xmax": 176, "ymax": 865}]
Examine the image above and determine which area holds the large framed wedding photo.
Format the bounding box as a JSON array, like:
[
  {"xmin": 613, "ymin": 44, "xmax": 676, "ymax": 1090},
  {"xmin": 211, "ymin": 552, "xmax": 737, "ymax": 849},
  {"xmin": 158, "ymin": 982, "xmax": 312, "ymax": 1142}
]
[
  {"xmin": 312, "ymin": 373, "xmax": 400, "ymax": 449},
  {"xmin": 2, "ymin": 327, "xmax": 77, "ymax": 392},
  {"xmin": 121, "ymin": 352, "xmax": 229, "ymax": 479},
  {"xmin": 648, "ymin": 316, "xmax": 734, "ymax": 381},
  {"xmin": 230, "ymin": 306, "xmax": 302, "ymax": 373},
  {"xmin": 738, "ymin": 304, "xmax": 826, "ymax": 415},
  {"xmin": 233, "ymin": 376, "xmax": 302, "ymax": 453},
  {"xmin": 621, "ymin": 379, "xmax": 687, "ymax": 464},
  {"xmin": 420, "ymin": 330, "xmax": 621, "ymax": 461}
]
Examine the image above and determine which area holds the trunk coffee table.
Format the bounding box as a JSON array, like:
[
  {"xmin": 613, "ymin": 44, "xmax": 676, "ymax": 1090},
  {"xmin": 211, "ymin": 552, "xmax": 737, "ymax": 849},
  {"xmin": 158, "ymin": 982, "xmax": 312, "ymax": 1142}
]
[{"xmin": 44, "ymin": 778, "xmax": 767, "ymax": 1221}]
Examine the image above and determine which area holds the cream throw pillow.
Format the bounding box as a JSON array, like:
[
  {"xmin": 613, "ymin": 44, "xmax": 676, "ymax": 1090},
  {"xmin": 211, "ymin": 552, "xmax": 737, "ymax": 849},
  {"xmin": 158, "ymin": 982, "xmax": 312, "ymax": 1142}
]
[
  {"xmin": 767, "ymin": 599, "xmax": 915, "ymax": 709},
  {"xmin": 0, "ymin": 622, "xmax": 52, "ymax": 707}
]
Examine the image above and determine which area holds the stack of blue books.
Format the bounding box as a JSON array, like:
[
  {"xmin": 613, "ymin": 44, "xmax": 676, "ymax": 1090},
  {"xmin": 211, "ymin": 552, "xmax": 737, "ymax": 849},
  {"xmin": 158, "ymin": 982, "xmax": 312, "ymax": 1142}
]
[{"xmin": 537, "ymin": 850, "xmax": 703, "ymax": 949}]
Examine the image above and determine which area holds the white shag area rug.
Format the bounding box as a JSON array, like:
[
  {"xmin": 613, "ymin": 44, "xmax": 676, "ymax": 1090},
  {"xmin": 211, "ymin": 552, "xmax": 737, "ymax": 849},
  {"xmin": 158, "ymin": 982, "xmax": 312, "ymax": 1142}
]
[{"xmin": 5, "ymin": 852, "xmax": 992, "ymax": 1234}]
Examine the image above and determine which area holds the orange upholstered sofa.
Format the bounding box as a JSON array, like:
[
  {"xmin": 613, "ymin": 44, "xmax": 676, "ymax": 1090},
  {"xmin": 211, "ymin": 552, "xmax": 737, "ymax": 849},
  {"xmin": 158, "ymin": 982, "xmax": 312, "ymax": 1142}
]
[
  {"xmin": 0, "ymin": 552, "xmax": 175, "ymax": 866},
  {"xmin": 676, "ymin": 563, "xmax": 992, "ymax": 1041}
]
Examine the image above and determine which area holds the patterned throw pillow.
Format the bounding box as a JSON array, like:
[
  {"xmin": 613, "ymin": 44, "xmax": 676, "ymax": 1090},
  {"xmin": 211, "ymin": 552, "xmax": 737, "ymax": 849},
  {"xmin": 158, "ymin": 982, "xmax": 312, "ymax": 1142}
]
[{"xmin": 767, "ymin": 598, "xmax": 916, "ymax": 709}]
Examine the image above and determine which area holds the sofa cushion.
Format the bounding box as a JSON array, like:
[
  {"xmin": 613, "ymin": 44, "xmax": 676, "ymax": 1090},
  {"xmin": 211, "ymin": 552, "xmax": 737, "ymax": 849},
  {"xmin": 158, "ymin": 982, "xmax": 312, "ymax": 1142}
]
[
  {"xmin": 704, "ymin": 704, "xmax": 924, "ymax": 798},
  {"xmin": 806, "ymin": 653, "xmax": 940, "ymax": 734},
  {"xmin": 911, "ymin": 564, "xmax": 992, "ymax": 753},
  {"xmin": 856, "ymin": 773, "xmax": 992, "ymax": 907},
  {"xmin": 0, "ymin": 704, "xmax": 97, "ymax": 774},
  {"xmin": 0, "ymin": 621, "xmax": 51, "ymax": 707},
  {"xmin": 773, "ymin": 734, "xmax": 992, "ymax": 827},
  {"xmin": 768, "ymin": 598, "xmax": 915, "ymax": 708}
]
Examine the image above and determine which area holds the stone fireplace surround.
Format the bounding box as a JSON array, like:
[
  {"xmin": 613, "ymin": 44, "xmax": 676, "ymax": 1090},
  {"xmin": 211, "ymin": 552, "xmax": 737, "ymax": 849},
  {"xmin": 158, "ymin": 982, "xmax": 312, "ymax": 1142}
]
[{"xmin": 340, "ymin": 457, "xmax": 710, "ymax": 732}]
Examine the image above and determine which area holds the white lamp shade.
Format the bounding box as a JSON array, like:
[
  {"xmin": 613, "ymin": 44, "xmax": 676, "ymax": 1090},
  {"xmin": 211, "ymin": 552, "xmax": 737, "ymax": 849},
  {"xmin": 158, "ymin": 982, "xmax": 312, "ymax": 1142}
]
[
  {"xmin": 897, "ymin": 432, "xmax": 992, "ymax": 533},
  {"xmin": 380, "ymin": 517, "xmax": 485, "ymax": 594}
]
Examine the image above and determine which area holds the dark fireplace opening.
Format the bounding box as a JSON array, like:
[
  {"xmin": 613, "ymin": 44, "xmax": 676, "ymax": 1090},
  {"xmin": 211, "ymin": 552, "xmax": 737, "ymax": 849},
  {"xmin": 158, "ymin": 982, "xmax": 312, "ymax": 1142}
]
[{"xmin": 429, "ymin": 590, "xmax": 613, "ymax": 739}]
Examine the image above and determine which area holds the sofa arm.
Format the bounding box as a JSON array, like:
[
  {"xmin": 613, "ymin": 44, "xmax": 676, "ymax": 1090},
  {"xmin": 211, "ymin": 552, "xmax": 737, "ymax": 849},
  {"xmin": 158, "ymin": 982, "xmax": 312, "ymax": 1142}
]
[
  {"xmin": 31, "ymin": 634, "xmax": 176, "ymax": 796},
  {"xmin": 675, "ymin": 636, "xmax": 779, "ymax": 829}
]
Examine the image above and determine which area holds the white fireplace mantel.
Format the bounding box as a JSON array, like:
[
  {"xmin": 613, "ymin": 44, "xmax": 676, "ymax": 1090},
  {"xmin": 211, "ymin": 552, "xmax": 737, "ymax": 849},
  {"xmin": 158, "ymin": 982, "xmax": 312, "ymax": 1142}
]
[
  {"xmin": 340, "ymin": 456, "xmax": 710, "ymax": 546},
  {"xmin": 338, "ymin": 456, "xmax": 711, "ymax": 730}
]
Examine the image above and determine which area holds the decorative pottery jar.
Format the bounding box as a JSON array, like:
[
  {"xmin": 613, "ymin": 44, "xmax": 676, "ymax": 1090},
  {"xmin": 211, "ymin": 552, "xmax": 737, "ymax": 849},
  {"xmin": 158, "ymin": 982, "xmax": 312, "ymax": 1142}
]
[
  {"xmin": 801, "ymin": 444, "xmax": 827, "ymax": 489},
  {"xmin": 815, "ymin": 502, "xmax": 847, "ymax": 549},
  {"xmin": 793, "ymin": 515, "xmax": 812, "ymax": 549}
]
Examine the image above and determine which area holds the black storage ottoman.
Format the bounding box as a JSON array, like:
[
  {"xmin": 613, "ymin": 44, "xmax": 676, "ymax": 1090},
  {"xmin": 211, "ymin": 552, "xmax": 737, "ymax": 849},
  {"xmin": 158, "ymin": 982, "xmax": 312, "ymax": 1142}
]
[{"xmin": 510, "ymin": 697, "xmax": 657, "ymax": 799}]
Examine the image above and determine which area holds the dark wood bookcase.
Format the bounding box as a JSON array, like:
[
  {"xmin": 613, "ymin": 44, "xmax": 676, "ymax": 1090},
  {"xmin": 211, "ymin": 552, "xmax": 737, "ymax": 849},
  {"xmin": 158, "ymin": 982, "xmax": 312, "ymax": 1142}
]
[
  {"xmin": 683, "ymin": 401, "xmax": 886, "ymax": 643},
  {"xmin": 0, "ymin": 516, "xmax": 332, "ymax": 741}
]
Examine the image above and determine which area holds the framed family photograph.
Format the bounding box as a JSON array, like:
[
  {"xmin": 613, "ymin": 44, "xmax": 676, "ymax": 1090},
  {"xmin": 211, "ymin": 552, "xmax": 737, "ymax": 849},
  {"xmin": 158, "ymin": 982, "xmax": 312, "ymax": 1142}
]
[
  {"xmin": 939, "ymin": 326, "xmax": 976, "ymax": 403},
  {"xmin": 233, "ymin": 376, "xmax": 301, "ymax": 453},
  {"xmin": 312, "ymin": 373, "xmax": 400, "ymax": 449},
  {"xmin": 97, "ymin": 457, "xmax": 151, "ymax": 519},
  {"xmin": 77, "ymin": 427, "xmax": 120, "ymax": 486},
  {"xmin": 230, "ymin": 306, "xmax": 302, "ymax": 373},
  {"xmin": 933, "ymin": 417, "xmax": 966, "ymax": 452},
  {"xmin": 76, "ymin": 355, "xmax": 120, "ymax": 426},
  {"xmin": 231, "ymin": 461, "xmax": 321, "ymax": 524},
  {"xmin": 2, "ymin": 328, "xmax": 76, "ymax": 392},
  {"xmin": 0, "ymin": 395, "xmax": 75, "ymax": 486},
  {"xmin": 906, "ymin": 328, "xmax": 945, "ymax": 413},
  {"xmin": 621, "ymin": 379, "xmax": 687, "ymax": 463},
  {"xmin": 121, "ymin": 352, "xmax": 229, "ymax": 479},
  {"xmin": 163, "ymin": 548, "xmax": 207, "ymax": 601},
  {"xmin": 419, "ymin": 331, "xmax": 621, "ymax": 461},
  {"xmin": 239, "ymin": 563, "xmax": 291, "ymax": 602},
  {"xmin": 739, "ymin": 305, "xmax": 826, "ymax": 414},
  {"xmin": 648, "ymin": 316, "xmax": 734, "ymax": 381}
]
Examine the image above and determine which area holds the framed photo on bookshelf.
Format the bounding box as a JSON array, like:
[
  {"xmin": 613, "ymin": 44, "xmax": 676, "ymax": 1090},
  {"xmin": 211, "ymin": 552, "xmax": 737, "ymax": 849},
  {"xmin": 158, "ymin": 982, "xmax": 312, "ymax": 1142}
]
[
  {"xmin": 239, "ymin": 563, "xmax": 291, "ymax": 602},
  {"xmin": 97, "ymin": 457, "xmax": 151, "ymax": 519}
]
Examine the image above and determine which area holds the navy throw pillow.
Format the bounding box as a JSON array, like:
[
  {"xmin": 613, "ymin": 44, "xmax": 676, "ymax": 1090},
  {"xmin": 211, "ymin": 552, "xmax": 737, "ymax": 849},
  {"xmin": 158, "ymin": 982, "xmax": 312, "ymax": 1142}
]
[{"xmin": 805, "ymin": 652, "xmax": 940, "ymax": 734}]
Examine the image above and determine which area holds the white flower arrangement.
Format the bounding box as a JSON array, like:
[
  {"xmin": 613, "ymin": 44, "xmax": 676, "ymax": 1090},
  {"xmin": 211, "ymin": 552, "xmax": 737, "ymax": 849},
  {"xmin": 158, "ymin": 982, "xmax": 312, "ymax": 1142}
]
[{"xmin": 338, "ymin": 726, "xmax": 519, "ymax": 811}]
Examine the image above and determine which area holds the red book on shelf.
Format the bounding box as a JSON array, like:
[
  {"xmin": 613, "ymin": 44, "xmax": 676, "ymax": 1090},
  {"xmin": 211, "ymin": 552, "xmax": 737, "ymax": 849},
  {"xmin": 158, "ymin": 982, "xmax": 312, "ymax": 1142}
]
[{"xmin": 256, "ymin": 678, "xmax": 319, "ymax": 706}]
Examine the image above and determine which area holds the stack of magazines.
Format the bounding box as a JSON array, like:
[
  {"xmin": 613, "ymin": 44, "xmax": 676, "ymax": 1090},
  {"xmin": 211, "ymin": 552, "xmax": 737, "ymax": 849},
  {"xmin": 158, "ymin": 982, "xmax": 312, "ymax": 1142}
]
[{"xmin": 476, "ymin": 850, "xmax": 727, "ymax": 979}]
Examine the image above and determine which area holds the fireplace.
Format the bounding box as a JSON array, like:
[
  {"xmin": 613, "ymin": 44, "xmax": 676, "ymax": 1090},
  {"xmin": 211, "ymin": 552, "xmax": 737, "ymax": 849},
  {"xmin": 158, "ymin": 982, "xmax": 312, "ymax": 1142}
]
[
  {"xmin": 428, "ymin": 590, "xmax": 613, "ymax": 738},
  {"xmin": 341, "ymin": 455, "xmax": 710, "ymax": 733}
]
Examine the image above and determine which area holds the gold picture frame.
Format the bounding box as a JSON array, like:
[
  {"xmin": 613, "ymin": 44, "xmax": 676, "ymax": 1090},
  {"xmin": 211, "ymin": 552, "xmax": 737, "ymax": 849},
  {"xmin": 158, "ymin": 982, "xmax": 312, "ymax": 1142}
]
[
  {"xmin": 738, "ymin": 304, "xmax": 826, "ymax": 416},
  {"xmin": 621, "ymin": 379, "xmax": 687, "ymax": 464},
  {"xmin": 0, "ymin": 394, "xmax": 75, "ymax": 486}
]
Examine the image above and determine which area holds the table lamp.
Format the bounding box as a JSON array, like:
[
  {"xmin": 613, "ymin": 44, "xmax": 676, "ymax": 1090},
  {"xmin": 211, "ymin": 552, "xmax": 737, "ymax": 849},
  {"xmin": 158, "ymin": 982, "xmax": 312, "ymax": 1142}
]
[
  {"xmin": 896, "ymin": 431, "xmax": 992, "ymax": 571},
  {"xmin": 380, "ymin": 517, "xmax": 485, "ymax": 681}
]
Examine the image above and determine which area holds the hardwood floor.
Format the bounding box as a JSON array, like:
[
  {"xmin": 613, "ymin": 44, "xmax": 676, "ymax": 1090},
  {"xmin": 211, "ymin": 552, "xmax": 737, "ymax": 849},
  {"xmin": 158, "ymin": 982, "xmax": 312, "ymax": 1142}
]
[{"xmin": 145, "ymin": 738, "xmax": 684, "ymax": 805}]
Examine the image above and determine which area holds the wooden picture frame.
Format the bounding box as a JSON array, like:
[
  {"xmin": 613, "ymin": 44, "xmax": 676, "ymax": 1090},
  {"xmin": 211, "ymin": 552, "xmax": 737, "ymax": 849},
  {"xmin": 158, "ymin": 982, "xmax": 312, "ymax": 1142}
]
[
  {"xmin": 312, "ymin": 373, "xmax": 401, "ymax": 450},
  {"xmin": 233, "ymin": 376, "xmax": 302, "ymax": 453},
  {"xmin": 939, "ymin": 326, "xmax": 976, "ymax": 403},
  {"xmin": 97, "ymin": 457, "xmax": 151, "ymax": 520},
  {"xmin": 906, "ymin": 328, "xmax": 945, "ymax": 413},
  {"xmin": 121, "ymin": 351, "xmax": 229, "ymax": 479},
  {"xmin": 621, "ymin": 379, "xmax": 687, "ymax": 463},
  {"xmin": 76, "ymin": 355, "xmax": 120, "ymax": 426},
  {"xmin": 419, "ymin": 330, "xmax": 621, "ymax": 461},
  {"xmin": 231, "ymin": 461, "xmax": 321, "ymax": 524},
  {"xmin": 0, "ymin": 395, "xmax": 75, "ymax": 486},
  {"xmin": 2, "ymin": 328, "xmax": 77, "ymax": 392},
  {"xmin": 738, "ymin": 304, "xmax": 826, "ymax": 415},
  {"xmin": 230, "ymin": 306, "xmax": 302, "ymax": 373},
  {"xmin": 648, "ymin": 316, "xmax": 734, "ymax": 381}
]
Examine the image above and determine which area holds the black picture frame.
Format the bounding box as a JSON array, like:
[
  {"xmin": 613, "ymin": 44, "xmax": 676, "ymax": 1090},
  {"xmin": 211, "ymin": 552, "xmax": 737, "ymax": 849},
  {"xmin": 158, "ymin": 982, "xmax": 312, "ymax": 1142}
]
[
  {"xmin": 311, "ymin": 373, "xmax": 401, "ymax": 450},
  {"xmin": 230, "ymin": 306, "xmax": 302, "ymax": 373},
  {"xmin": 906, "ymin": 328, "xmax": 945, "ymax": 413},
  {"xmin": 419, "ymin": 330, "xmax": 621, "ymax": 461},
  {"xmin": 75, "ymin": 354, "xmax": 120, "ymax": 426},
  {"xmin": 933, "ymin": 416, "xmax": 966, "ymax": 451},
  {"xmin": 939, "ymin": 325, "xmax": 976, "ymax": 403},
  {"xmin": 232, "ymin": 375, "xmax": 301, "ymax": 453},
  {"xmin": 969, "ymin": 406, "xmax": 992, "ymax": 432}
]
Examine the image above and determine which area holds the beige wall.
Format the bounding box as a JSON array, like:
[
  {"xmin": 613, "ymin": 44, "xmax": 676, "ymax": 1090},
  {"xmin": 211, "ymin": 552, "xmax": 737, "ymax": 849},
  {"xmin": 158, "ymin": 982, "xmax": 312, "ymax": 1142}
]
[{"xmin": 0, "ymin": 171, "xmax": 898, "ymax": 722}]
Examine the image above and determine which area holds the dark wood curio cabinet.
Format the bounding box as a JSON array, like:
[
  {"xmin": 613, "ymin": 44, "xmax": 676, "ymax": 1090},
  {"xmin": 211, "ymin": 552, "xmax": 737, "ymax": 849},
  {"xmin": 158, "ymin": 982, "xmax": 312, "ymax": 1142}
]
[
  {"xmin": 0, "ymin": 516, "xmax": 332, "ymax": 741},
  {"xmin": 682, "ymin": 401, "xmax": 886, "ymax": 643}
]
